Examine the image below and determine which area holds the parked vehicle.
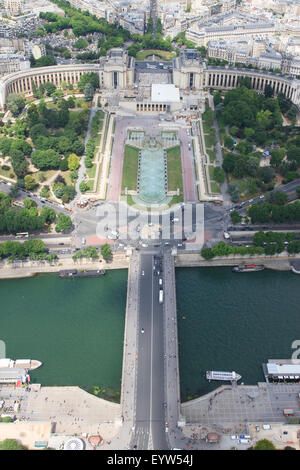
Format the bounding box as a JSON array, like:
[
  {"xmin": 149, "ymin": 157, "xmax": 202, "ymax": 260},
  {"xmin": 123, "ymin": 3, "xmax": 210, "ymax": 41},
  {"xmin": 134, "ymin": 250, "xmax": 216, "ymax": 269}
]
[{"xmin": 238, "ymin": 439, "xmax": 250, "ymax": 445}]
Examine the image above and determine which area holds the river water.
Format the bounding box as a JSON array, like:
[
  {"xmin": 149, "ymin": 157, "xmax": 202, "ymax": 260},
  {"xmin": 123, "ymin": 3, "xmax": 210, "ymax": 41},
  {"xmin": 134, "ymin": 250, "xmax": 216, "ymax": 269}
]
[
  {"xmin": 0, "ymin": 268, "xmax": 299, "ymax": 402},
  {"xmin": 176, "ymin": 267, "xmax": 300, "ymax": 401},
  {"xmin": 0, "ymin": 270, "xmax": 127, "ymax": 399}
]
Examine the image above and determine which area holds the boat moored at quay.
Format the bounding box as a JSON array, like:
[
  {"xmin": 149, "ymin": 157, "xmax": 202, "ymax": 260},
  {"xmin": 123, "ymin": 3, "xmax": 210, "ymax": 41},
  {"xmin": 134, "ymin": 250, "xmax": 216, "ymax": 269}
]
[
  {"xmin": 206, "ymin": 370, "xmax": 242, "ymax": 382},
  {"xmin": 59, "ymin": 269, "xmax": 106, "ymax": 278},
  {"xmin": 232, "ymin": 264, "xmax": 265, "ymax": 273},
  {"xmin": 0, "ymin": 358, "xmax": 42, "ymax": 371}
]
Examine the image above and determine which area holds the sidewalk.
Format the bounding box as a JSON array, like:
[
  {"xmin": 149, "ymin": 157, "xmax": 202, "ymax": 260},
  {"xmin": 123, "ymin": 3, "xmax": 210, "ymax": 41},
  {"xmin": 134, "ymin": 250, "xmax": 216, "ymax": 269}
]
[
  {"xmin": 163, "ymin": 251, "xmax": 182, "ymax": 446},
  {"xmin": 0, "ymin": 255, "xmax": 129, "ymax": 279}
]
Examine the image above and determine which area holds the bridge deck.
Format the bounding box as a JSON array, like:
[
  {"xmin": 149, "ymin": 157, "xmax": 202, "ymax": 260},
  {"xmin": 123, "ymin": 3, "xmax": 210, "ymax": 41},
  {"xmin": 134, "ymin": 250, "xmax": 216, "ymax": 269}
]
[
  {"xmin": 120, "ymin": 250, "xmax": 183, "ymax": 450},
  {"xmin": 163, "ymin": 251, "xmax": 183, "ymax": 429}
]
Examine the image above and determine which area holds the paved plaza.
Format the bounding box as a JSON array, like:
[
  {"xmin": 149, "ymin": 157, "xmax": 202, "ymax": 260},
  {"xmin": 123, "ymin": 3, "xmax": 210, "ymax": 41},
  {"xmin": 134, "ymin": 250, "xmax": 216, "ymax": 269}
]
[
  {"xmin": 23, "ymin": 386, "xmax": 121, "ymax": 437},
  {"xmin": 136, "ymin": 72, "xmax": 171, "ymax": 87},
  {"xmin": 181, "ymin": 382, "xmax": 300, "ymax": 434}
]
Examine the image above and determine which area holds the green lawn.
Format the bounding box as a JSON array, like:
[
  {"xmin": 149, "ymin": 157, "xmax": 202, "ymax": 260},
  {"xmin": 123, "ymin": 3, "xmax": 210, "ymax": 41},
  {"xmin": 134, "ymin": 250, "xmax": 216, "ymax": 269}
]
[
  {"xmin": 208, "ymin": 165, "xmax": 215, "ymax": 179},
  {"xmin": 94, "ymin": 133, "xmax": 101, "ymax": 151},
  {"xmin": 205, "ymin": 134, "xmax": 217, "ymax": 148},
  {"xmin": 206, "ymin": 149, "xmax": 216, "ymax": 163},
  {"xmin": 202, "ymin": 121, "xmax": 211, "ymax": 134},
  {"xmin": 121, "ymin": 145, "xmax": 139, "ymax": 191},
  {"xmin": 63, "ymin": 170, "xmax": 74, "ymax": 187},
  {"xmin": 169, "ymin": 195, "xmax": 184, "ymax": 206},
  {"xmin": 101, "ymin": 115, "xmax": 110, "ymax": 153},
  {"xmin": 210, "ymin": 182, "xmax": 221, "ymax": 194},
  {"xmin": 86, "ymin": 164, "xmax": 96, "ymax": 179},
  {"xmin": 86, "ymin": 180, "xmax": 95, "ymax": 192},
  {"xmin": 166, "ymin": 146, "xmax": 183, "ymax": 192},
  {"xmin": 135, "ymin": 49, "xmax": 176, "ymax": 61},
  {"xmin": 0, "ymin": 166, "xmax": 15, "ymax": 180},
  {"xmin": 229, "ymin": 177, "xmax": 249, "ymax": 194},
  {"xmin": 208, "ymin": 166, "xmax": 222, "ymax": 194},
  {"xmin": 32, "ymin": 169, "xmax": 56, "ymax": 183},
  {"xmin": 219, "ymin": 127, "xmax": 227, "ymax": 146}
]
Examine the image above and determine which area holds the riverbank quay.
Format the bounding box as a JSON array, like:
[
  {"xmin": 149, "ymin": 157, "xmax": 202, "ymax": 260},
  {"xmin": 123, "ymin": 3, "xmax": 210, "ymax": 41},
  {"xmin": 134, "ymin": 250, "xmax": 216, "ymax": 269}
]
[
  {"xmin": 175, "ymin": 253, "xmax": 300, "ymax": 271},
  {"xmin": 0, "ymin": 252, "xmax": 300, "ymax": 279},
  {"xmin": 180, "ymin": 382, "xmax": 300, "ymax": 445},
  {"xmin": 0, "ymin": 254, "xmax": 129, "ymax": 279},
  {"xmin": 4, "ymin": 381, "xmax": 300, "ymax": 450},
  {"xmin": 0, "ymin": 384, "xmax": 122, "ymax": 449}
]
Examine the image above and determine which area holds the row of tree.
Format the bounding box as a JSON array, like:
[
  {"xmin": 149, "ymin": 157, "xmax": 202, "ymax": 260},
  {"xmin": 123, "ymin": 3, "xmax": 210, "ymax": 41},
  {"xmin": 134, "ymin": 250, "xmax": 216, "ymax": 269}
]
[
  {"xmin": 248, "ymin": 200, "xmax": 300, "ymax": 224},
  {"xmin": 201, "ymin": 230, "xmax": 298, "ymax": 259},
  {"xmin": 72, "ymin": 244, "xmax": 112, "ymax": 261},
  {"xmin": 39, "ymin": 1, "xmax": 130, "ymax": 40},
  {"xmin": 0, "ymin": 193, "xmax": 71, "ymax": 234},
  {"xmin": 214, "ymin": 83, "xmax": 300, "ymax": 202}
]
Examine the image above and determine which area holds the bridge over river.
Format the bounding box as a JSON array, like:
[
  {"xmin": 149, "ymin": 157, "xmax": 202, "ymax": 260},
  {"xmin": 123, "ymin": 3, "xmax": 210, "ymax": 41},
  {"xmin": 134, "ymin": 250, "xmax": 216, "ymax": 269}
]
[
  {"xmin": 119, "ymin": 249, "xmax": 186, "ymax": 450},
  {"xmin": 106, "ymin": 249, "xmax": 300, "ymax": 451}
]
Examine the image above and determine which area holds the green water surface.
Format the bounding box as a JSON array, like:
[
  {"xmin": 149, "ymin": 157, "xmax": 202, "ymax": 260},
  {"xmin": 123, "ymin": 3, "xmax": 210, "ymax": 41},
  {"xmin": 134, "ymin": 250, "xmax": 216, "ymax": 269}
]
[
  {"xmin": 176, "ymin": 267, "xmax": 300, "ymax": 401},
  {"xmin": 0, "ymin": 271, "xmax": 127, "ymax": 391},
  {"xmin": 1, "ymin": 268, "xmax": 300, "ymax": 403}
]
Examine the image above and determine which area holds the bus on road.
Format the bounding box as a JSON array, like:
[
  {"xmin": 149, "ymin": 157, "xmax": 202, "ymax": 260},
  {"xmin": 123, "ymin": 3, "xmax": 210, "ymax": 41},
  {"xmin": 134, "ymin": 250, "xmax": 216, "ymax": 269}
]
[{"xmin": 16, "ymin": 232, "xmax": 29, "ymax": 238}]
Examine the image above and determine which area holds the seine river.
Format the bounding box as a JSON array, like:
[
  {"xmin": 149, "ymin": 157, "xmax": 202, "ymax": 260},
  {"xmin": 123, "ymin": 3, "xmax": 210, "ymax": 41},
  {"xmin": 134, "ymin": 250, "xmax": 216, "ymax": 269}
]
[
  {"xmin": 0, "ymin": 268, "xmax": 299, "ymax": 402},
  {"xmin": 176, "ymin": 267, "xmax": 300, "ymax": 401},
  {"xmin": 0, "ymin": 270, "xmax": 128, "ymax": 400}
]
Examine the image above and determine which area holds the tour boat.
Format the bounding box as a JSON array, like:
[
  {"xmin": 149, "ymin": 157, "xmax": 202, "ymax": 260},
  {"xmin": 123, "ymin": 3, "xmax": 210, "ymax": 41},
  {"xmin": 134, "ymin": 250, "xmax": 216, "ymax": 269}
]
[{"xmin": 0, "ymin": 358, "xmax": 42, "ymax": 371}]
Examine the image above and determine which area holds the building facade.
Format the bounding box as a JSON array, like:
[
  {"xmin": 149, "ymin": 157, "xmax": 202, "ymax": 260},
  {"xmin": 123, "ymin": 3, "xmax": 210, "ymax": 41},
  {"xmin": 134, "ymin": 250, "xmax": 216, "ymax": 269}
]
[
  {"xmin": 68, "ymin": 0, "xmax": 106, "ymax": 18},
  {"xmin": 186, "ymin": 22, "xmax": 276, "ymax": 46},
  {"xmin": 4, "ymin": 0, "xmax": 24, "ymax": 16},
  {"xmin": 0, "ymin": 48, "xmax": 299, "ymax": 109},
  {"xmin": 172, "ymin": 50, "xmax": 300, "ymax": 106},
  {"xmin": 0, "ymin": 55, "xmax": 29, "ymax": 75}
]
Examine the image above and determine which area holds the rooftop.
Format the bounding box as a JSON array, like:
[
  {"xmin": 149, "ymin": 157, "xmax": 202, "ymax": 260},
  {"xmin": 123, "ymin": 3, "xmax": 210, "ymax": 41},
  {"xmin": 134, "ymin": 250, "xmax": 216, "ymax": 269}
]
[
  {"xmin": 151, "ymin": 84, "xmax": 180, "ymax": 103},
  {"xmin": 266, "ymin": 362, "xmax": 300, "ymax": 375}
]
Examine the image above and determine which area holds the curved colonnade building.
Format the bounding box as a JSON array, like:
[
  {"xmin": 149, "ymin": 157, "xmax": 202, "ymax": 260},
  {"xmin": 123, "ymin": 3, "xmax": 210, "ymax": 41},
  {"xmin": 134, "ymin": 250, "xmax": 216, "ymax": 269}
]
[{"xmin": 0, "ymin": 48, "xmax": 299, "ymax": 110}]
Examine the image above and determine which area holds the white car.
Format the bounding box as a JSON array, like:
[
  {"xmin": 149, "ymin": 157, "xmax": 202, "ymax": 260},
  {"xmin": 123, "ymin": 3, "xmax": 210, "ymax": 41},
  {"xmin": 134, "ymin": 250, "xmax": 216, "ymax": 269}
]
[
  {"xmin": 259, "ymin": 195, "xmax": 265, "ymax": 199},
  {"xmin": 141, "ymin": 270, "xmax": 145, "ymax": 276}
]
